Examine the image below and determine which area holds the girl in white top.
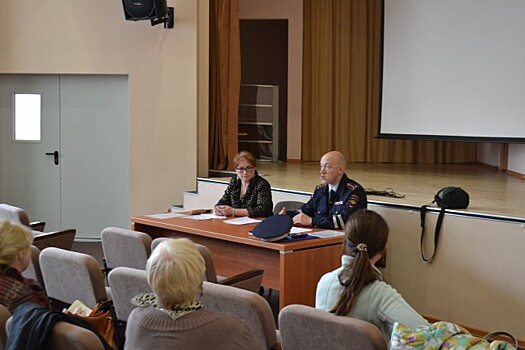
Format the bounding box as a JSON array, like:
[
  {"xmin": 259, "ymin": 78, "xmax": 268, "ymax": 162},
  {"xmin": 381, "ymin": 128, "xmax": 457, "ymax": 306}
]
[{"xmin": 315, "ymin": 209, "xmax": 429, "ymax": 342}]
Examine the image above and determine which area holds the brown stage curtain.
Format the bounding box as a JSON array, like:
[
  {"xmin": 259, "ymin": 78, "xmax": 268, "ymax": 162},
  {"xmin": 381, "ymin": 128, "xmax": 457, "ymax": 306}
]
[
  {"xmin": 302, "ymin": 0, "xmax": 477, "ymax": 163},
  {"xmin": 209, "ymin": 0, "xmax": 241, "ymax": 170}
]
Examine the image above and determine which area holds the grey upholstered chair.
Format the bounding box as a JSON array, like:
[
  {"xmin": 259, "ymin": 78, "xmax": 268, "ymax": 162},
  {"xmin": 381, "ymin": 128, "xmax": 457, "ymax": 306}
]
[
  {"xmin": 107, "ymin": 267, "xmax": 151, "ymax": 322},
  {"xmin": 21, "ymin": 245, "xmax": 44, "ymax": 289},
  {"xmin": 0, "ymin": 203, "xmax": 45, "ymax": 231},
  {"xmin": 272, "ymin": 200, "xmax": 304, "ymax": 215},
  {"xmin": 39, "ymin": 247, "xmax": 110, "ymax": 310},
  {"xmin": 278, "ymin": 304, "xmax": 387, "ymax": 350},
  {"xmin": 201, "ymin": 281, "xmax": 279, "ymax": 350},
  {"xmin": 152, "ymin": 237, "xmax": 264, "ymax": 293},
  {"xmin": 0, "ymin": 305, "xmax": 10, "ymax": 350},
  {"xmin": 0, "ymin": 203, "xmax": 76, "ymax": 251},
  {"xmin": 101, "ymin": 227, "xmax": 152, "ymax": 273}
]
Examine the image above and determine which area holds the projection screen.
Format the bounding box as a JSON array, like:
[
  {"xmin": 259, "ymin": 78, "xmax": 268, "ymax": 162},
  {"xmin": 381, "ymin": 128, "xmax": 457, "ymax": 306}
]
[{"xmin": 379, "ymin": 0, "xmax": 525, "ymax": 143}]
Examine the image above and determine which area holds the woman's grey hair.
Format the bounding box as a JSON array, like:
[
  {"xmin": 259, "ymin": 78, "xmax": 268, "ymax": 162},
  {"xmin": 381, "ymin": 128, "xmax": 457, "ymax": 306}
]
[{"xmin": 146, "ymin": 238, "xmax": 205, "ymax": 307}]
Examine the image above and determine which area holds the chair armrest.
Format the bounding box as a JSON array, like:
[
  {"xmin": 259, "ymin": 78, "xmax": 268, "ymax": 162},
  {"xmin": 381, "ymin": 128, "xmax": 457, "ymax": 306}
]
[
  {"xmin": 33, "ymin": 229, "xmax": 76, "ymax": 251},
  {"xmin": 29, "ymin": 221, "xmax": 46, "ymax": 232},
  {"xmin": 219, "ymin": 269, "xmax": 264, "ymax": 293}
]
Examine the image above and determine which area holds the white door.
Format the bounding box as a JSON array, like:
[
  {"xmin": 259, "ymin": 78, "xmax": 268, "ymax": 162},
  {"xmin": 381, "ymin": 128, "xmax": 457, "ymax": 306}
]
[
  {"xmin": 0, "ymin": 74, "xmax": 128, "ymax": 239},
  {"xmin": 59, "ymin": 75, "xmax": 128, "ymax": 240},
  {"xmin": 0, "ymin": 75, "xmax": 61, "ymax": 229}
]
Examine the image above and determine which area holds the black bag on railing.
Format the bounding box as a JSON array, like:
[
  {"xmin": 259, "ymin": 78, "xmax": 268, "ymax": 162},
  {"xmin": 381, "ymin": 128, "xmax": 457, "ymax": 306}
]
[{"xmin": 420, "ymin": 187, "xmax": 469, "ymax": 263}]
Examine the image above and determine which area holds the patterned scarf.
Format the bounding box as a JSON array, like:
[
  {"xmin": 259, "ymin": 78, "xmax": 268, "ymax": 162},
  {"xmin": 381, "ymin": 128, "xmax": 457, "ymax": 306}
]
[{"xmin": 131, "ymin": 292, "xmax": 204, "ymax": 320}]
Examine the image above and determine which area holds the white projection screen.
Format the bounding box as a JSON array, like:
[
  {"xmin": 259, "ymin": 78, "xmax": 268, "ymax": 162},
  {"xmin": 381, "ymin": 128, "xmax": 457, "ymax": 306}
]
[{"xmin": 379, "ymin": 0, "xmax": 525, "ymax": 142}]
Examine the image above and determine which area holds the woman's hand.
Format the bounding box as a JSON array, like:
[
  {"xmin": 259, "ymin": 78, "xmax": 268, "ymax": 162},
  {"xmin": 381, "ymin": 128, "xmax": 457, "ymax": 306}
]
[{"xmin": 214, "ymin": 205, "xmax": 233, "ymax": 217}]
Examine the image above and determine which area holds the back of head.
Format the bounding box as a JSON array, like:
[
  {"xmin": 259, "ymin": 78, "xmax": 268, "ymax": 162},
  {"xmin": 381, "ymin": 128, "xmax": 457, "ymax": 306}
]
[
  {"xmin": 146, "ymin": 238, "xmax": 205, "ymax": 308},
  {"xmin": 0, "ymin": 219, "xmax": 33, "ymax": 265},
  {"xmin": 345, "ymin": 209, "xmax": 388, "ymax": 257},
  {"xmin": 331, "ymin": 210, "xmax": 389, "ymax": 315}
]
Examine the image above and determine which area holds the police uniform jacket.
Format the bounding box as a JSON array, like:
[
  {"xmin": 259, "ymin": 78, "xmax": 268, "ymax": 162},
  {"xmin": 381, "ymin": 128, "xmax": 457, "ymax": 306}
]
[{"xmin": 301, "ymin": 173, "xmax": 367, "ymax": 229}]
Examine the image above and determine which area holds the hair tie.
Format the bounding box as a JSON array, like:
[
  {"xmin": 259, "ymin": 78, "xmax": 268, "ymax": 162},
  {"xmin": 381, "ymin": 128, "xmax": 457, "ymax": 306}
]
[{"xmin": 357, "ymin": 243, "xmax": 368, "ymax": 252}]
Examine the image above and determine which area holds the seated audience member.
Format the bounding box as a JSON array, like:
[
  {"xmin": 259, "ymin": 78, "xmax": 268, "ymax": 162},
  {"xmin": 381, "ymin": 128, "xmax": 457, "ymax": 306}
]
[
  {"xmin": 285, "ymin": 150, "xmax": 366, "ymax": 229},
  {"xmin": 214, "ymin": 151, "xmax": 273, "ymax": 218},
  {"xmin": 125, "ymin": 238, "xmax": 262, "ymax": 350},
  {"xmin": 315, "ymin": 210, "xmax": 429, "ymax": 342},
  {"xmin": 0, "ymin": 220, "xmax": 49, "ymax": 312}
]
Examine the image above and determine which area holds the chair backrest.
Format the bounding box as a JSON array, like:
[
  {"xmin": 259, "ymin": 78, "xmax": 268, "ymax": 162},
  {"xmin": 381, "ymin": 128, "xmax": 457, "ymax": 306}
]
[
  {"xmin": 107, "ymin": 267, "xmax": 151, "ymax": 322},
  {"xmin": 0, "ymin": 305, "xmax": 10, "ymax": 350},
  {"xmin": 0, "ymin": 204, "xmax": 30, "ymax": 226},
  {"xmin": 278, "ymin": 304, "xmax": 387, "ymax": 350},
  {"xmin": 39, "ymin": 247, "xmax": 108, "ymax": 308},
  {"xmin": 152, "ymin": 238, "xmax": 263, "ymax": 293},
  {"xmin": 150, "ymin": 236, "xmax": 168, "ymax": 253},
  {"xmin": 22, "ymin": 245, "xmax": 44, "ymax": 288},
  {"xmin": 151, "ymin": 237, "xmax": 218, "ymax": 283},
  {"xmin": 101, "ymin": 227, "xmax": 152, "ymax": 270},
  {"xmin": 272, "ymin": 200, "xmax": 305, "ymax": 215},
  {"xmin": 201, "ymin": 281, "xmax": 278, "ymax": 350}
]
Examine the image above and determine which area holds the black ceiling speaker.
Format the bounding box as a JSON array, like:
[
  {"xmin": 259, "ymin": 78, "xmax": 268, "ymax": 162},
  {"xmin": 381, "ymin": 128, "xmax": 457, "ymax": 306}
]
[{"xmin": 122, "ymin": 0, "xmax": 174, "ymax": 28}]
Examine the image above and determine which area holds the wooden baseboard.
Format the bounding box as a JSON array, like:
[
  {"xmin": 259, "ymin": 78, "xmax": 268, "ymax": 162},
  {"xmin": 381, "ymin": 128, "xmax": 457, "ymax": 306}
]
[
  {"xmin": 475, "ymin": 161, "xmax": 525, "ymax": 180},
  {"xmin": 286, "ymin": 159, "xmax": 302, "ymax": 164},
  {"xmin": 506, "ymin": 169, "xmax": 525, "ymax": 180},
  {"xmin": 423, "ymin": 315, "xmax": 524, "ymax": 349},
  {"xmin": 475, "ymin": 161, "xmax": 501, "ymax": 172}
]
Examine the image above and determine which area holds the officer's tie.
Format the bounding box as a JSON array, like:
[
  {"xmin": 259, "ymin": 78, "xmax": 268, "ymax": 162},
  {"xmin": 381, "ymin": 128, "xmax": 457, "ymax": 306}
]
[{"xmin": 328, "ymin": 189, "xmax": 336, "ymax": 206}]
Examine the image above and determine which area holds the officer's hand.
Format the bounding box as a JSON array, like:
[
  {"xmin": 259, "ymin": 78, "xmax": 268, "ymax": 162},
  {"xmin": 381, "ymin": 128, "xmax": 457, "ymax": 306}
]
[{"xmin": 292, "ymin": 212, "xmax": 312, "ymax": 227}]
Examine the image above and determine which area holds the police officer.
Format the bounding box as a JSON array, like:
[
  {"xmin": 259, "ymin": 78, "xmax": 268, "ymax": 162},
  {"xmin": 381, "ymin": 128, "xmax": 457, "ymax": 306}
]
[{"xmin": 290, "ymin": 151, "xmax": 367, "ymax": 229}]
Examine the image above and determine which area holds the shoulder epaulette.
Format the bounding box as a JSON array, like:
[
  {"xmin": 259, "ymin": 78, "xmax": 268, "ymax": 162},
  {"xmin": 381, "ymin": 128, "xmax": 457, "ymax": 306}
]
[
  {"xmin": 315, "ymin": 183, "xmax": 328, "ymax": 190},
  {"xmin": 346, "ymin": 182, "xmax": 359, "ymax": 191}
]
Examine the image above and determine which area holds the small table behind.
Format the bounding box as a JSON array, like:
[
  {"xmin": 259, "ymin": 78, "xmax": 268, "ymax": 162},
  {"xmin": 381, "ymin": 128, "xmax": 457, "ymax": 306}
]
[{"xmin": 131, "ymin": 215, "xmax": 344, "ymax": 309}]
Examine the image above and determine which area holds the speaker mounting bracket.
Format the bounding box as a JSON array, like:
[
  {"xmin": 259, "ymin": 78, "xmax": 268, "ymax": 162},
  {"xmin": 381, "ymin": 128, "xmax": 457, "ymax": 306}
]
[{"xmin": 150, "ymin": 6, "xmax": 174, "ymax": 28}]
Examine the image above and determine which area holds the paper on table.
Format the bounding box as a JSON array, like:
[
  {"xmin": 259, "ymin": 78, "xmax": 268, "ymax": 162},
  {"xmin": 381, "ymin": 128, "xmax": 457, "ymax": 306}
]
[
  {"xmin": 290, "ymin": 227, "xmax": 311, "ymax": 234},
  {"xmin": 146, "ymin": 213, "xmax": 188, "ymax": 219},
  {"xmin": 310, "ymin": 230, "xmax": 345, "ymax": 238},
  {"xmin": 224, "ymin": 217, "xmax": 262, "ymax": 225},
  {"xmin": 184, "ymin": 213, "xmax": 224, "ymax": 220}
]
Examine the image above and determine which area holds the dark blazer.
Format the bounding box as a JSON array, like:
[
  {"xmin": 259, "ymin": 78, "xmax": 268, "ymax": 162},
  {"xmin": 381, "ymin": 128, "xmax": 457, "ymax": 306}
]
[{"xmin": 216, "ymin": 171, "xmax": 273, "ymax": 217}]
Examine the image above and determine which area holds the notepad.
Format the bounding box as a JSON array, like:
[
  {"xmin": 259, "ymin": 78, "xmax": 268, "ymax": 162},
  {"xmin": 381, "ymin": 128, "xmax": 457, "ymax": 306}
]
[
  {"xmin": 310, "ymin": 230, "xmax": 345, "ymax": 238},
  {"xmin": 146, "ymin": 213, "xmax": 188, "ymax": 219}
]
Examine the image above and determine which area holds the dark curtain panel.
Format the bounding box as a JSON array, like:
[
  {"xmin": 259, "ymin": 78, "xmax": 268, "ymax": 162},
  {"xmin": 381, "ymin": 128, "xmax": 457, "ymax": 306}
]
[{"xmin": 209, "ymin": 0, "xmax": 241, "ymax": 170}]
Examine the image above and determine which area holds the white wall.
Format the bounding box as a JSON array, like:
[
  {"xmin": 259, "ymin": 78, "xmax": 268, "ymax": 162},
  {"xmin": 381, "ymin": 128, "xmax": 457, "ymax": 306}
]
[
  {"xmin": 239, "ymin": 0, "xmax": 303, "ymax": 161},
  {"xmin": 0, "ymin": 0, "xmax": 206, "ymax": 218},
  {"xmin": 476, "ymin": 143, "xmax": 500, "ymax": 168},
  {"xmin": 373, "ymin": 205, "xmax": 525, "ymax": 339},
  {"xmin": 508, "ymin": 144, "xmax": 525, "ymax": 174}
]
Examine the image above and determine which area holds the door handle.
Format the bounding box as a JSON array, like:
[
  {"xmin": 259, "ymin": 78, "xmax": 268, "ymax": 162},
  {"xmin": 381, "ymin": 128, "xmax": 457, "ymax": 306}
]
[{"xmin": 45, "ymin": 151, "xmax": 59, "ymax": 165}]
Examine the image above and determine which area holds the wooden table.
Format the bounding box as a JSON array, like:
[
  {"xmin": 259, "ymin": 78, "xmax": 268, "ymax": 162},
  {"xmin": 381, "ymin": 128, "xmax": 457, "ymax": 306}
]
[{"xmin": 131, "ymin": 215, "xmax": 344, "ymax": 309}]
